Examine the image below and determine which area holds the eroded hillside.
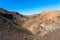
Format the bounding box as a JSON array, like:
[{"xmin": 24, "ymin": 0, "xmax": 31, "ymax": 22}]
[{"xmin": 23, "ymin": 10, "xmax": 60, "ymax": 40}]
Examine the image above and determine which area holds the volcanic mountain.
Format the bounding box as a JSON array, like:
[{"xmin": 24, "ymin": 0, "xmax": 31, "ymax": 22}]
[{"xmin": 0, "ymin": 8, "xmax": 39, "ymax": 40}]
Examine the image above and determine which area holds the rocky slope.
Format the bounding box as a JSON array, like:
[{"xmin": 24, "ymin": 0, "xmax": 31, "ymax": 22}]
[
  {"xmin": 0, "ymin": 8, "xmax": 39, "ymax": 40},
  {"xmin": 1, "ymin": 8, "xmax": 60, "ymax": 40},
  {"xmin": 23, "ymin": 10, "xmax": 60, "ymax": 40}
]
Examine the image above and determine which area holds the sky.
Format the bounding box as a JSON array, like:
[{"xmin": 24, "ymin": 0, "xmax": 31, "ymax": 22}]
[{"xmin": 0, "ymin": 0, "xmax": 60, "ymax": 15}]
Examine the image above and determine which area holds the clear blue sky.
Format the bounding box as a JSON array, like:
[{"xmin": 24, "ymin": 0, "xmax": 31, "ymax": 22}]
[{"xmin": 0, "ymin": 0, "xmax": 60, "ymax": 15}]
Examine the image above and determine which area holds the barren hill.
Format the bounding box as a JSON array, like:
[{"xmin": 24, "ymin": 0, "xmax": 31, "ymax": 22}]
[{"xmin": 23, "ymin": 10, "xmax": 60, "ymax": 40}]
